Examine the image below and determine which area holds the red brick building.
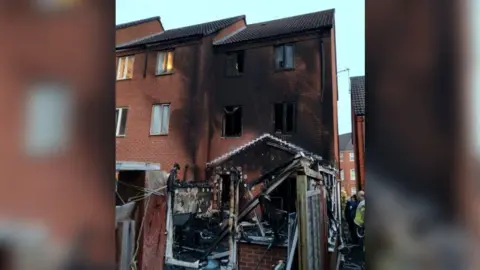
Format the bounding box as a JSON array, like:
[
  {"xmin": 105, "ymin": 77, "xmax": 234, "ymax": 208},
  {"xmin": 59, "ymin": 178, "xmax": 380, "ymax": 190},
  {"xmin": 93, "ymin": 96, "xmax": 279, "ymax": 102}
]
[
  {"xmin": 339, "ymin": 133, "xmax": 357, "ymax": 196},
  {"xmin": 350, "ymin": 76, "xmax": 365, "ymax": 191},
  {"xmin": 116, "ymin": 16, "xmax": 164, "ymax": 45},
  {"xmin": 116, "ymin": 9, "xmax": 339, "ymax": 270}
]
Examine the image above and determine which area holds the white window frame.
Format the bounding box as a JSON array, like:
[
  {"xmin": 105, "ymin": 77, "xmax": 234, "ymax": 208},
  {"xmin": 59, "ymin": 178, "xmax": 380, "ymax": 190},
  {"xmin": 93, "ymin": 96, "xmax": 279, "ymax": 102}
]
[
  {"xmin": 117, "ymin": 56, "xmax": 135, "ymax": 80},
  {"xmin": 340, "ymin": 170, "xmax": 344, "ymax": 180},
  {"xmin": 350, "ymin": 169, "xmax": 356, "ymax": 180},
  {"xmin": 150, "ymin": 104, "xmax": 171, "ymax": 135},
  {"xmin": 115, "ymin": 108, "xmax": 128, "ymax": 136},
  {"xmin": 351, "ymin": 187, "xmax": 357, "ymax": 195},
  {"xmin": 349, "ymin": 152, "xmax": 355, "ymax": 161},
  {"xmin": 156, "ymin": 51, "xmax": 174, "ymax": 75}
]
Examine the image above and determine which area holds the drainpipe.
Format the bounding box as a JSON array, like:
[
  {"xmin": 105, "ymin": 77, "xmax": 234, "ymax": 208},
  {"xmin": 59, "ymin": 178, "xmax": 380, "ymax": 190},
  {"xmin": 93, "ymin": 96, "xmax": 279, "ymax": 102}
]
[
  {"xmin": 231, "ymin": 168, "xmax": 241, "ymax": 269},
  {"xmin": 320, "ymin": 40, "xmax": 326, "ymax": 101}
]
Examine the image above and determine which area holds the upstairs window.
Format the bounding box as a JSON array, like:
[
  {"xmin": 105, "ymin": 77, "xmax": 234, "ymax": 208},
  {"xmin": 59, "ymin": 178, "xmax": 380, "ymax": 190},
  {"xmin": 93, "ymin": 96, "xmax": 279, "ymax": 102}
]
[
  {"xmin": 340, "ymin": 152, "xmax": 344, "ymax": 162},
  {"xmin": 226, "ymin": 51, "xmax": 244, "ymax": 76},
  {"xmin": 156, "ymin": 51, "xmax": 174, "ymax": 75},
  {"xmin": 150, "ymin": 104, "xmax": 170, "ymax": 135},
  {"xmin": 349, "ymin": 152, "xmax": 355, "ymax": 161},
  {"xmin": 115, "ymin": 108, "xmax": 128, "ymax": 136},
  {"xmin": 350, "ymin": 169, "xmax": 356, "ymax": 180},
  {"xmin": 340, "ymin": 170, "xmax": 344, "ymax": 180},
  {"xmin": 274, "ymin": 44, "xmax": 294, "ymax": 70},
  {"xmin": 117, "ymin": 56, "xmax": 135, "ymax": 80},
  {"xmin": 222, "ymin": 106, "xmax": 242, "ymax": 137},
  {"xmin": 274, "ymin": 103, "xmax": 296, "ymax": 134}
]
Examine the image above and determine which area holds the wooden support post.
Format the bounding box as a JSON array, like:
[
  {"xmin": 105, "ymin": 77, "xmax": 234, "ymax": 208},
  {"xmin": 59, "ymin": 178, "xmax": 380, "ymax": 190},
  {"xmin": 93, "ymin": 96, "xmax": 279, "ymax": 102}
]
[
  {"xmin": 296, "ymin": 172, "xmax": 308, "ymax": 270},
  {"xmin": 231, "ymin": 168, "xmax": 241, "ymax": 269},
  {"xmin": 228, "ymin": 172, "xmax": 235, "ymax": 269}
]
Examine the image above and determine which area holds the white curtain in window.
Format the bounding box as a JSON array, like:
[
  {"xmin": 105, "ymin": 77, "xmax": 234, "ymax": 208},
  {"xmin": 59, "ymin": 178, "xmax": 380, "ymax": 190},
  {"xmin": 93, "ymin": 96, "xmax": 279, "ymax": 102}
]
[
  {"xmin": 151, "ymin": 105, "xmax": 161, "ymax": 134},
  {"xmin": 161, "ymin": 105, "xmax": 170, "ymax": 133},
  {"xmin": 284, "ymin": 45, "xmax": 294, "ymax": 68},
  {"xmin": 156, "ymin": 52, "xmax": 166, "ymax": 74}
]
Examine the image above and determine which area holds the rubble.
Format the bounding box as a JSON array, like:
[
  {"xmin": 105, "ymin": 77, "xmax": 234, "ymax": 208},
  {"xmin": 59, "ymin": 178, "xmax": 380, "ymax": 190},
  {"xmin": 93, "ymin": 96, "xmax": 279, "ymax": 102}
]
[{"xmin": 162, "ymin": 153, "xmax": 340, "ymax": 270}]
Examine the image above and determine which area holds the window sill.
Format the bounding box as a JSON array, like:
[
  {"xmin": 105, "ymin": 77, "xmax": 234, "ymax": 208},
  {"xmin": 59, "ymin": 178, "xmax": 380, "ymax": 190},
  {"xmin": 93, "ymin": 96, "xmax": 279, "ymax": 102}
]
[
  {"xmin": 116, "ymin": 78, "xmax": 133, "ymax": 81},
  {"xmin": 274, "ymin": 68, "xmax": 295, "ymax": 73},
  {"xmin": 155, "ymin": 72, "xmax": 174, "ymax": 77},
  {"xmin": 150, "ymin": 133, "xmax": 169, "ymax": 136},
  {"xmin": 116, "ymin": 135, "xmax": 126, "ymax": 138},
  {"xmin": 221, "ymin": 135, "xmax": 242, "ymax": 139}
]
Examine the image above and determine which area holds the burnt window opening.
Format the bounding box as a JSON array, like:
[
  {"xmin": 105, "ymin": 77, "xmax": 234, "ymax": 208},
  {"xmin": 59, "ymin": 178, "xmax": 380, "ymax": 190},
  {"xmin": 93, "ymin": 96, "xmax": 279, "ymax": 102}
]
[
  {"xmin": 274, "ymin": 103, "xmax": 296, "ymax": 134},
  {"xmin": 226, "ymin": 51, "xmax": 245, "ymax": 76},
  {"xmin": 274, "ymin": 44, "xmax": 294, "ymax": 70},
  {"xmin": 222, "ymin": 106, "xmax": 242, "ymax": 137},
  {"xmin": 219, "ymin": 175, "xmax": 232, "ymax": 221}
]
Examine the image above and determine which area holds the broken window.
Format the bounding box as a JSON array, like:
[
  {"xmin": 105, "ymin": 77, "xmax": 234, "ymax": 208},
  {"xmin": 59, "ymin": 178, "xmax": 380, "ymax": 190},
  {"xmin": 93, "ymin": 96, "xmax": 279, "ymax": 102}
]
[
  {"xmin": 226, "ymin": 51, "xmax": 245, "ymax": 76},
  {"xmin": 274, "ymin": 44, "xmax": 294, "ymax": 70},
  {"xmin": 274, "ymin": 103, "xmax": 296, "ymax": 134},
  {"xmin": 222, "ymin": 106, "xmax": 242, "ymax": 137}
]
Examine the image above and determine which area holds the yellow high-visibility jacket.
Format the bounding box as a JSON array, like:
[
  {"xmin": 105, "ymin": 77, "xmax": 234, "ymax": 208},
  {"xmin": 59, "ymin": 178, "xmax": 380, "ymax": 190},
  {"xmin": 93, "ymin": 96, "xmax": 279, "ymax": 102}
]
[{"xmin": 354, "ymin": 200, "xmax": 365, "ymax": 227}]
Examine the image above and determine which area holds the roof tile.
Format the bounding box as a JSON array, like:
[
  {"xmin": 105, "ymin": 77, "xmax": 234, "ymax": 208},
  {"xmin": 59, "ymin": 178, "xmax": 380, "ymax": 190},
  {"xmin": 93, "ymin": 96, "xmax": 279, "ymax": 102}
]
[
  {"xmin": 351, "ymin": 76, "xmax": 365, "ymax": 115},
  {"xmin": 116, "ymin": 16, "xmax": 161, "ymax": 30},
  {"xmin": 117, "ymin": 15, "xmax": 245, "ymax": 49},
  {"xmin": 214, "ymin": 9, "xmax": 334, "ymax": 45},
  {"xmin": 339, "ymin": 133, "xmax": 353, "ymax": 151}
]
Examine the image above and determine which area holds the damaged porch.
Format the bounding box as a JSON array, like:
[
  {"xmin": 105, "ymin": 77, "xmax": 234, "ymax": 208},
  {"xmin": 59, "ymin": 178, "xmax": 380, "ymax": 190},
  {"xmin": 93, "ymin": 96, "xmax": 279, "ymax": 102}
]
[{"xmin": 164, "ymin": 134, "xmax": 342, "ymax": 270}]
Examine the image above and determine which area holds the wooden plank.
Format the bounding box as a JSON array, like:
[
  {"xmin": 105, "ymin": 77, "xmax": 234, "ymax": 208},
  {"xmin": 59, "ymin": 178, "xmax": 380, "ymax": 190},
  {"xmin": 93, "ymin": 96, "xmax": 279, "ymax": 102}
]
[
  {"xmin": 304, "ymin": 167, "xmax": 323, "ymax": 180},
  {"xmin": 296, "ymin": 173, "xmax": 308, "ymax": 270},
  {"xmin": 228, "ymin": 173, "xmax": 235, "ymax": 269},
  {"xmin": 120, "ymin": 221, "xmax": 130, "ymax": 270},
  {"xmin": 129, "ymin": 221, "xmax": 136, "ymax": 267},
  {"xmin": 299, "ymin": 160, "xmax": 324, "ymax": 180},
  {"xmin": 286, "ymin": 224, "xmax": 299, "ymax": 270}
]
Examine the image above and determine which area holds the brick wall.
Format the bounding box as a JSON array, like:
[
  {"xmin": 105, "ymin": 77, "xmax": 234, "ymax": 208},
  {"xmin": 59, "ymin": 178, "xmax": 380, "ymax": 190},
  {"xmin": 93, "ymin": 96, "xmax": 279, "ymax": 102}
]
[
  {"xmin": 340, "ymin": 149, "xmax": 357, "ymax": 196},
  {"xmin": 238, "ymin": 243, "xmax": 287, "ymax": 270},
  {"xmin": 116, "ymin": 20, "xmax": 163, "ymax": 45},
  {"xmin": 211, "ymin": 34, "xmax": 334, "ymax": 162},
  {"xmin": 116, "ymin": 24, "xmax": 336, "ymax": 270}
]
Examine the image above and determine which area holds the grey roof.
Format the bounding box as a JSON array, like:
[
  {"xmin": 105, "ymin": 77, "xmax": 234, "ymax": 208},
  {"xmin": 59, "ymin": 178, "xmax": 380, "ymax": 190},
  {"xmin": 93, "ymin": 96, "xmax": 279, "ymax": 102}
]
[
  {"xmin": 116, "ymin": 16, "xmax": 245, "ymax": 49},
  {"xmin": 116, "ymin": 16, "xmax": 161, "ymax": 30},
  {"xmin": 339, "ymin": 133, "xmax": 353, "ymax": 151},
  {"xmin": 350, "ymin": 76, "xmax": 365, "ymax": 115},
  {"xmin": 214, "ymin": 9, "xmax": 334, "ymax": 46},
  {"xmin": 206, "ymin": 133, "xmax": 322, "ymax": 167}
]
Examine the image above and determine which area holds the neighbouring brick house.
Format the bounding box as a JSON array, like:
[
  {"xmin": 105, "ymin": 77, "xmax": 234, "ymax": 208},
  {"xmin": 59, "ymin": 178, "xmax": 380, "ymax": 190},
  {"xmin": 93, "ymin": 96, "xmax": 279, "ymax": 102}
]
[
  {"xmin": 116, "ymin": 16, "xmax": 164, "ymax": 45},
  {"xmin": 115, "ymin": 8, "xmax": 339, "ymax": 270},
  {"xmin": 350, "ymin": 76, "xmax": 365, "ymax": 191},
  {"xmin": 339, "ymin": 133, "xmax": 357, "ymax": 196}
]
